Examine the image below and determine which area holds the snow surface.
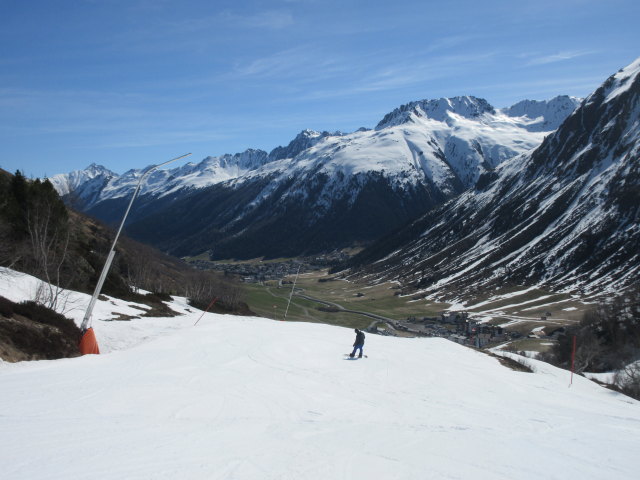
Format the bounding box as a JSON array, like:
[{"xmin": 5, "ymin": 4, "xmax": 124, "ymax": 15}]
[
  {"xmin": 604, "ymin": 56, "xmax": 640, "ymax": 102},
  {"xmin": 1, "ymin": 268, "xmax": 639, "ymax": 479}
]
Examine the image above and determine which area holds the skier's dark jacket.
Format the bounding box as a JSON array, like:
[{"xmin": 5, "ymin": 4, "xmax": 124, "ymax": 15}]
[{"xmin": 354, "ymin": 330, "xmax": 365, "ymax": 347}]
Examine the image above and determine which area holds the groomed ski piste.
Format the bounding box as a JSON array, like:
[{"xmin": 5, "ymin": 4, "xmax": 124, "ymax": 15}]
[{"xmin": 1, "ymin": 267, "xmax": 638, "ymax": 480}]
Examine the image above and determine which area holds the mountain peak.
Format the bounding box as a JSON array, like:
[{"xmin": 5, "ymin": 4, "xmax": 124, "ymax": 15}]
[
  {"xmin": 299, "ymin": 128, "xmax": 322, "ymax": 138},
  {"xmin": 376, "ymin": 96, "xmax": 495, "ymax": 130},
  {"xmin": 86, "ymin": 162, "xmax": 106, "ymax": 170},
  {"xmin": 268, "ymin": 129, "xmax": 341, "ymax": 161},
  {"xmin": 81, "ymin": 163, "xmax": 115, "ymax": 176},
  {"xmin": 218, "ymin": 149, "xmax": 270, "ymax": 170},
  {"xmin": 501, "ymin": 96, "xmax": 582, "ymax": 132},
  {"xmin": 48, "ymin": 163, "xmax": 116, "ymax": 199}
]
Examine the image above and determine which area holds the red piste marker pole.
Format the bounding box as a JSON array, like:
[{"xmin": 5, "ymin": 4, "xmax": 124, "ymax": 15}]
[
  {"xmin": 194, "ymin": 297, "xmax": 218, "ymax": 326},
  {"xmin": 570, "ymin": 334, "xmax": 577, "ymax": 387}
]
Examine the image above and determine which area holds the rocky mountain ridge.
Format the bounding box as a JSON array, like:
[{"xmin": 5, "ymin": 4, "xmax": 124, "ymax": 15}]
[
  {"xmin": 343, "ymin": 58, "xmax": 640, "ymax": 298},
  {"xmin": 49, "ymin": 94, "xmax": 581, "ymax": 259}
]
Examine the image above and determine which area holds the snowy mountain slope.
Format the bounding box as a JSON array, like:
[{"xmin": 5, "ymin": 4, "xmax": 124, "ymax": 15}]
[
  {"xmin": 268, "ymin": 128, "xmax": 343, "ymax": 161},
  {"xmin": 49, "ymin": 163, "xmax": 117, "ymax": 208},
  {"xmin": 123, "ymin": 167, "xmax": 444, "ymax": 259},
  {"xmin": 51, "ymin": 95, "xmax": 578, "ymax": 207},
  {"xmin": 58, "ymin": 95, "xmax": 578, "ymax": 259},
  {"xmin": 0, "ymin": 267, "xmax": 638, "ymax": 480},
  {"xmin": 502, "ymin": 95, "xmax": 582, "ymax": 131},
  {"xmin": 49, "ymin": 149, "xmax": 274, "ymax": 209},
  {"xmin": 259, "ymin": 96, "xmax": 554, "ymax": 191},
  {"xmin": 346, "ymin": 58, "xmax": 640, "ymax": 298},
  {"xmin": 373, "ymin": 95, "xmax": 581, "ymax": 185},
  {"xmin": 48, "ymin": 130, "xmax": 341, "ymax": 210}
]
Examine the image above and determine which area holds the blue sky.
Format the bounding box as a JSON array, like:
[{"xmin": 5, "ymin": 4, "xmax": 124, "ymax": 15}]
[{"xmin": 1, "ymin": 0, "xmax": 638, "ymax": 178}]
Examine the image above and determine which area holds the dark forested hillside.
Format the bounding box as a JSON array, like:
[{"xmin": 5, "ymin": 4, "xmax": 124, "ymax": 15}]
[
  {"xmin": 0, "ymin": 170, "xmax": 248, "ymax": 312},
  {"xmin": 0, "ymin": 169, "xmax": 251, "ymax": 362},
  {"xmin": 124, "ymin": 172, "xmax": 444, "ymax": 260}
]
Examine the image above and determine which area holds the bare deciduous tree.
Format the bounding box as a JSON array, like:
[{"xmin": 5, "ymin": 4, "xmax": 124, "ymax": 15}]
[
  {"xmin": 183, "ymin": 270, "xmax": 245, "ymax": 311},
  {"xmin": 21, "ymin": 179, "xmax": 73, "ymax": 312},
  {"xmin": 614, "ymin": 362, "xmax": 640, "ymax": 400},
  {"xmin": 573, "ymin": 330, "xmax": 603, "ymax": 374}
]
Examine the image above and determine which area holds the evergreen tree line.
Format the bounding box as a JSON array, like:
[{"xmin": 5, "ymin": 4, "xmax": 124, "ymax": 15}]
[
  {"xmin": 0, "ymin": 171, "xmax": 76, "ymax": 310},
  {"xmin": 0, "ymin": 171, "xmax": 246, "ymax": 314}
]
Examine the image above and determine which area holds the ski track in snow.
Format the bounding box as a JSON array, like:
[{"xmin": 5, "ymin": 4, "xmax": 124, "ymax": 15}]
[{"xmin": 1, "ymin": 268, "xmax": 639, "ymax": 480}]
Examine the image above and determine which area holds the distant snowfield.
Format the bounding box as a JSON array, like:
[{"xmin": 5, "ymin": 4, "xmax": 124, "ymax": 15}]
[{"xmin": 1, "ymin": 268, "xmax": 639, "ymax": 479}]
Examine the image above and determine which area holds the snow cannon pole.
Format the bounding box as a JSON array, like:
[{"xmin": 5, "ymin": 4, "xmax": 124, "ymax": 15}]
[
  {"xmin": 194, "ymin": 297, "xmax": 218, "ymax": 326},
  {"xmin": 78, "ymin": 153, "xmax": 192, "ymax": 349},
  {"xmin": 570, "ymin": 334, "xmax": 577, "ymax": 387},
  {"xmin": 283, "ymin": 264, "xmax": 301, "ymax": 321}
]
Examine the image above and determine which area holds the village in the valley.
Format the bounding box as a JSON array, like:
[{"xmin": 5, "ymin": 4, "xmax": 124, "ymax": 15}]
[
  {"xmin": 376, "ymin": 310, "xmax": 568, "ymax": 348},
  {"xmin": 188, "ymin": 254, "xmax": 568, "ymax": 350}
]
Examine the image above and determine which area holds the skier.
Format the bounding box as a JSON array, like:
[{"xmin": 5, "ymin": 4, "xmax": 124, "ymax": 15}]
[{"xmin": 350, "ymin": 328, "xmax": 365, "ymax": 358}]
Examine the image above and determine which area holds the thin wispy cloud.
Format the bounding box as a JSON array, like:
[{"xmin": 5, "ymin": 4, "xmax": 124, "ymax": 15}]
[
  {"xmin": 231, "ymin": 43, "xmax": 499, "ymax": 101},
  {"xmin": 92, "ymin": 130, "xmax": 232, "ymax": 149},
  {"xmin": 524, "ymin": 50, "xmax": 596, "ymax": 66},
  {"xmin": 221, "ymin": 10, "xmax": 294, "ymax": 30},
  {"xmin": 160, "ymin": 9, "xmax": 295, "ymax": 33},
  {"xmin": 423, "ymin": 35, "xmax": 481, "ymax": 54},
  {"xmin": 105, "ymin": 8, "xmax": 295, "ymax": 56},
  {"xmin": 233, "ymin": 47, "xmax": 311, "ymax": 78},
  {"xmin": 231, "ymin": 45, "xmax": 351, "ymax": 81},
  {"xmin": 468, "ymin": 75, "xmax": 605, "ymax": 107},
  {"xmin": 473, "ymin": 75, "xmax": 605, "ymax": 92},
  {"xmin": 295, "ymin": 51, "xmax": 499, "ymax": 101}
]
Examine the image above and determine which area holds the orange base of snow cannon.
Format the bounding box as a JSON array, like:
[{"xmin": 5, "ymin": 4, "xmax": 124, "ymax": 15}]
[{"xmin": 79, "ymin": 327, "xmax": 100, "ymax": 355}]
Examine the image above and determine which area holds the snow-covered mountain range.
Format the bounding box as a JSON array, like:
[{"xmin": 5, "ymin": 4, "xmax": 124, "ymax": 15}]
[
  {"xmin": 52, "ymin": 96, "xmax": 579, "ymax": 205},
  {"xmin": 345, "ymin": 58, "xmax": 640, "ymax": 298},
  {"xmin": 50, "ymin": 95, "xmax": 580, "ymax": 259}
]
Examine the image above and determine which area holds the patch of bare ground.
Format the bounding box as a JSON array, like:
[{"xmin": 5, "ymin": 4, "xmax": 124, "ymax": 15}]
[
  {"xmin": 0, "ymin": 296, "xmax": 81, "ymax": 362},
  {"xmin": 108, "ymin": 313, "xmax": 139, "ymax": 321},
  {"xmin": 480, "ymin": 349, "xmax": 534, "ymax": 373},
  {"xmin": 134, "ymin": 292, "xmax": 181, "ymax": 318}
]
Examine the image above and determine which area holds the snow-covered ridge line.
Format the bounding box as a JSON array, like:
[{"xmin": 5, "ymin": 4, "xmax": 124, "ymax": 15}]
[
  {"xmin": 604, "ymin": 56, "xmax": 640, "ymax": 102},
  {"xmin": 49, "ymin": 94, "xmax": 580, "ymax": 206}
]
